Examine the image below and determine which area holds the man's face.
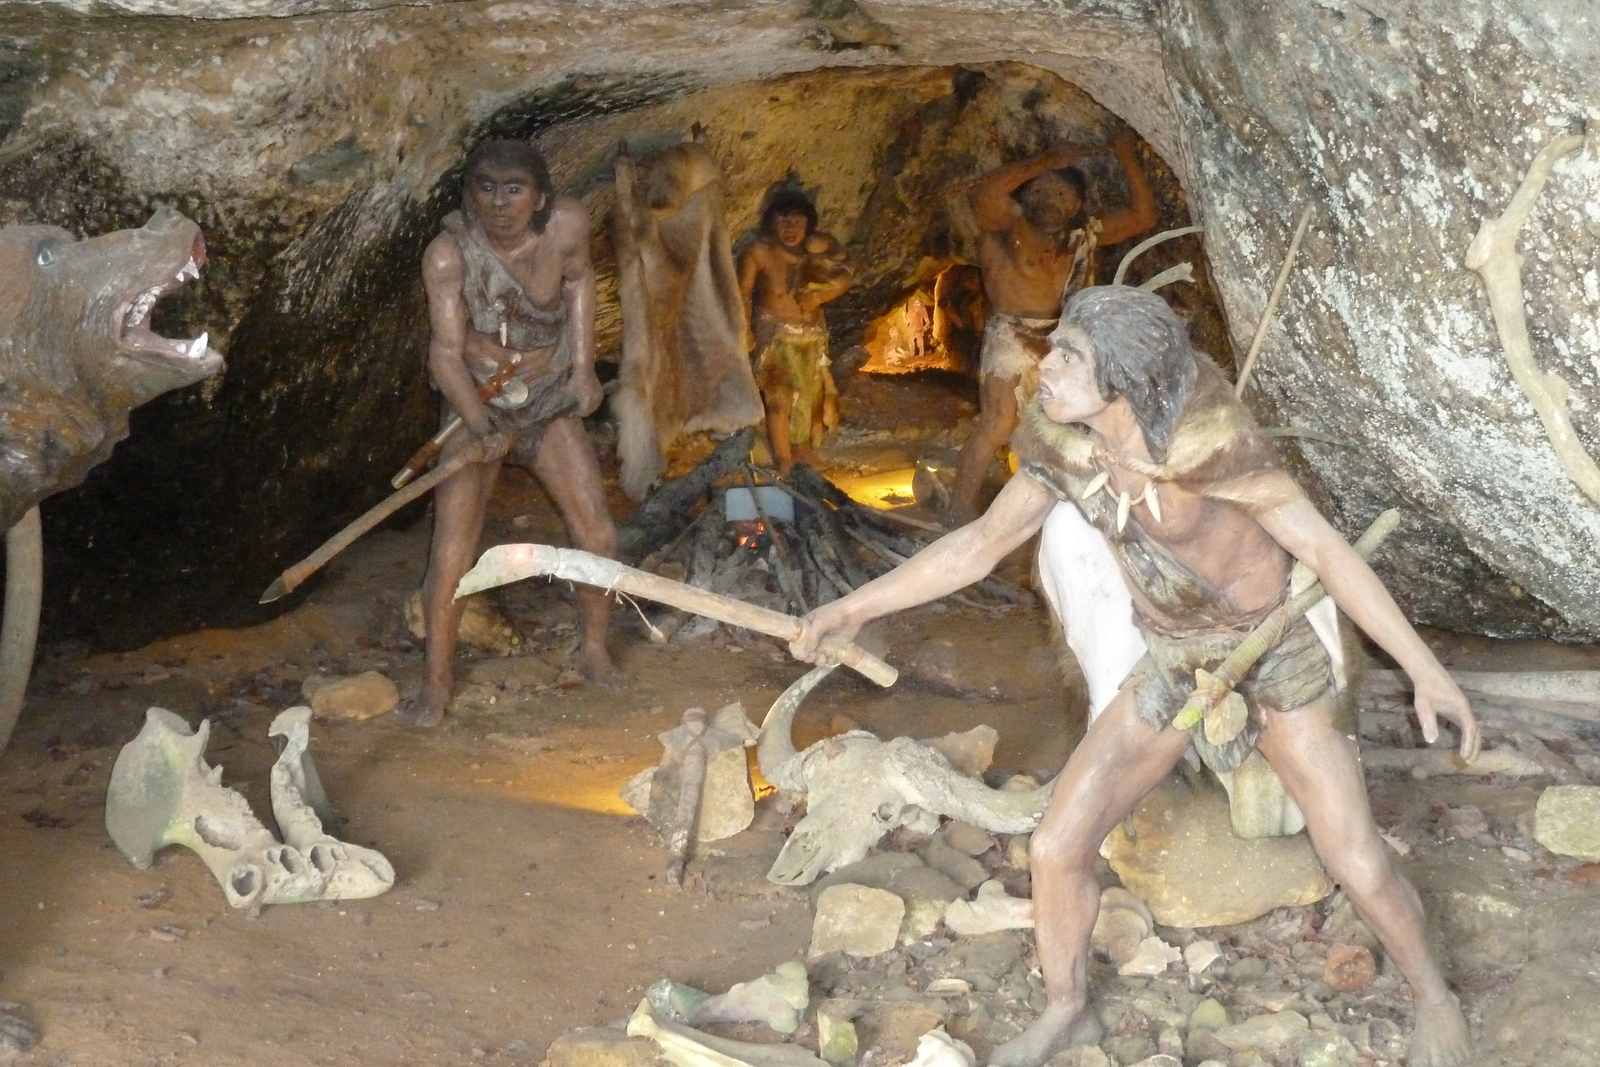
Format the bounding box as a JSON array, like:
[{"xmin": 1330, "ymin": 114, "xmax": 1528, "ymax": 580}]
[
  {"xmin": 771, "ymin": 211, "xmax": 809, "ymax": 249},
  {"xmin": 1021, "ymin": 175, "xmax": 1082, "ymax": 234},
  {"xmin": 1037, "ymin": 325, "xmax": 1107, "ymax": 425},
  {"xmin": 467, "ymin": 164, "xmax": 544, "ymax": 241}
]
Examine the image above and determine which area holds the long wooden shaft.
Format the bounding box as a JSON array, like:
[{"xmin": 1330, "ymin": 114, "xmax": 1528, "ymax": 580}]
[
  {"xmin": 1233, "ymin": 205, "xmax": 1314, "ymax": 399},
  {"xmin": 457, "ymin": 544, "xmax": 898, "ymax": 687},
  {"xmin": 260, "ymin": 441, "xmax": 490, "ymax": 604}
]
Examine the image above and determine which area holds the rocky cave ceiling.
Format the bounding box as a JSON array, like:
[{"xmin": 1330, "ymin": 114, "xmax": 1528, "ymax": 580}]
[{"xmin": 0, "ymin": 0, "xmax": 1595, "ymax": 650}]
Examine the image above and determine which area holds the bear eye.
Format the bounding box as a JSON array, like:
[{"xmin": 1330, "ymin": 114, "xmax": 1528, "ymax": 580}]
[{"xmin": 34, "ymin": 245, "xmax": 55, "ymax": 267}]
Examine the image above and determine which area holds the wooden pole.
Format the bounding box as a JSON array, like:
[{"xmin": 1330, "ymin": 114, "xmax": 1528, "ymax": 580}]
[
  {"xmin": 1234, "ymin": 205, "xmax": 1314, "ymax": 399},
  {"xmin": 457, "ymin": 543, "xmax": 898, "ymax": 687}
]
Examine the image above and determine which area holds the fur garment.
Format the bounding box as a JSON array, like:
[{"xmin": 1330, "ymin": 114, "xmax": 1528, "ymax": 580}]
[{"xmin": 612, "ymin": 138, "xmax": 763, "ymax": 499}]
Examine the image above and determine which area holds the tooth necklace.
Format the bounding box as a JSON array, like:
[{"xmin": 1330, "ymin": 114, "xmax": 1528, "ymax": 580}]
[{"xmin": 1079, "ymin": 454, "xmax": 1161, "ymax": 533}]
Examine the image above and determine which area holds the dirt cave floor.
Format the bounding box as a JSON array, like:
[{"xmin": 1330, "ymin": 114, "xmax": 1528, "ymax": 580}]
[{"xmin": 3, "ymin": 372, "xmax": 1600, "ymax": 1067}]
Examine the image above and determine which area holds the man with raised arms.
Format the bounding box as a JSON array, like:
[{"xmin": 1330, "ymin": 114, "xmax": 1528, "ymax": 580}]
[
  {"xmin": 396, "ymin": 139, "xmax": 618, "ymax": 727},
  {"xmin": 949, "ymin": 131, "xmax": 1158, "ymax": 524},
  {"xmin": 792, "ymin": 286, "xmax": 1479, "ymax": 1067}
]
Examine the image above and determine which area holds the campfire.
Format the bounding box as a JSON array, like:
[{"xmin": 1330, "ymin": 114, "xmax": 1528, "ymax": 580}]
[{"xmin": 615, "ymin": 430, "xmax": 1028, "ymax": 641}]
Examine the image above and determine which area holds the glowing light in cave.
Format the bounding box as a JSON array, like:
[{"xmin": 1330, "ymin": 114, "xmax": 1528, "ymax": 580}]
[{"xmin": 832, "ymin": 468, "xmax": 920, "ymax": 510}]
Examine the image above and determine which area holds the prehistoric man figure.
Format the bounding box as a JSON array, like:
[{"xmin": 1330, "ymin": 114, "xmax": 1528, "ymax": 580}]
[
  {"xmin": 737, "ymin": 187, "xmax": 854, "ymax": 474},
  {"xmin": 396, "ymin": 139, "xmax": 618, "ymax": 727},
  {"xmin": 793, "ymin": 287, "xmax": 1480, "ymax": 1067},
  {"xmin": 948, "ymin": 130, "xmax": 1158, "ymax": 524}
]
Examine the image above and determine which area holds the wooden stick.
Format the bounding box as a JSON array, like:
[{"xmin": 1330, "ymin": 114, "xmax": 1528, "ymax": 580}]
[
  {"xmin": 260, "ymin": 439, "xmax": 493, "ymax": 604},
  {"xmin": 457, "ymin": 544, "xmax": 898, "ymax": 687},
  {"xmin": 1358, "ymin": 744, "xmax": 1545, "ymax": 778},
  {"xmin": 1234, "ymin": 204, "xmax": 1314, "ymax": 399}
]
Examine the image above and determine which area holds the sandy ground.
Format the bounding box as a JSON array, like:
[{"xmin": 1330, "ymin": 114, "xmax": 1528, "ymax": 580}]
[{"xmin": 2, "ymin": 373, "xmax": 1599, "ymax": 1066}]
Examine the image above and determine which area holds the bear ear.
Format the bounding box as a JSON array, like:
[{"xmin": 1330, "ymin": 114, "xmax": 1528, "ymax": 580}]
[{"xmin": 688, "ymin": 122, "xmax": 706, "ymax": 144}]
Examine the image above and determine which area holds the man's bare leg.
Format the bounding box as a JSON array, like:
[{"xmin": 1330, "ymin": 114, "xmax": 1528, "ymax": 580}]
[
  {"xmin": 950, "ymin": 372, "xmax": 1020, "ymax": 526},
  {"xmin": 1256, "ymin": 698, "xmax": 1471, "ymax": 1067},
  {"xmin": 990, "ymin": 689, "xmax": 1193, "ymax": 1067},
  {"xmin": 764, "ymin": 389, "xmax": 795, "ymax": 475},
  {"xmin": 395, "ymin": 442, "xmax": 499, "ymax": 727},
  {"xmin": 531, "ymin": 416, "xmax": 621, "ymax": 684}
]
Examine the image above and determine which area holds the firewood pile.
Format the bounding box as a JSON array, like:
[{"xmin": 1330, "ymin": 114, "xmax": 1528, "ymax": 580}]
[{"xmin": 615, "ymin": 430, "xmax": 1030, "ymax": 640}]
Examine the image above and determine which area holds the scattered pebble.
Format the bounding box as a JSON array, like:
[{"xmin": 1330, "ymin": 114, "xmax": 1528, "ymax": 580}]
[{"xmin": 148, "ymin": 926, "xmax": 187, "ymax": 943}]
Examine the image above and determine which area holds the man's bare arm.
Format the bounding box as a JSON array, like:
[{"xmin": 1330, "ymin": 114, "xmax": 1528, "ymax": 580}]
[
  {"xmin": 791, "ymin": 474, "xmax": 1057, "ymax": 661},
  {"xmin": 1257, "ymin": 497, "xmax": 1481, "ymax": 759},
  {"xmin": 736, "ymin": 243, "xmax": 763, "ymax": 348},
  {"xmin": 800, "ymin": 233, "xmax": 854, "ymax": 310},
  {"xmin": 1094, "ymin": 130, "xmax": 1159, "ymax": 247},
  {"xmin": 968, "ymin": 143, "xmax": 1084, "ymax": 234},
  {"xmin": 423, "ymin": 235, "xmax": 498, "ymax": 439},
  {"xmin": 558, "ymin": 200, "xmax": 602, "ymax": 416}
]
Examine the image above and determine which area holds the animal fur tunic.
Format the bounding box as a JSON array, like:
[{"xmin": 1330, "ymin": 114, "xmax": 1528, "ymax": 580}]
[
  {"xmin": 1014, "ymin": 357, "xmax": 1335, "ymax": 772},
  {"xmin": 612, "ymin": 140, "xmax": 764, "ymax": 499}
]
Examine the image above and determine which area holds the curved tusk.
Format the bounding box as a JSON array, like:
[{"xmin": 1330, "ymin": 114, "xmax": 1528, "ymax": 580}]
[
  {"xmin": 756, "ymin": 664, "xmax": 836, "ymax": 792},
  {"xmin": 0, "ymin": 506, "xmax": 42, "ymax": 758}
]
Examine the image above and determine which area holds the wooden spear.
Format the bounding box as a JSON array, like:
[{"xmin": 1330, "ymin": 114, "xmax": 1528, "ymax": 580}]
[{"xmin": 456, "ymin": 544, "xmax": 899, "ymax": 687}]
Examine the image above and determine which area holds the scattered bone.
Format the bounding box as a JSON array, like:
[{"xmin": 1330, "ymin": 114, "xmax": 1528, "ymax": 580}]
[
  {"xmin": 1183, "ymin": 939, "xmax": 1222, "ymax": 974},
  {"xmin": 106, "ymin": 706, "xmax": 393, "ymax": 910},
  {"xmin": 1117, "ymin": 935, "xmax": 1182, "ymax": 977},
  {"xmin": 268, "ymin": 707, "xmax": 395, "ymax": 900},
  {"xmin": 943, "ymin": 879, "xmax": 1033, "ymax": 937},
  {"xmin": 626, "ymin": 999, "xmax": 827, "ymax": 1067},
  {"xmin": 683, "ymin": 962, "xmax": 810, "ymax": 1035},
  {"xmin": 906, "ymin": 1028, "xmax": 974, "ymax": 1067}
]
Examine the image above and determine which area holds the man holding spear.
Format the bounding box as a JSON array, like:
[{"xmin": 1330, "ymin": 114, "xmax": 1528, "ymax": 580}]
[
  {"xmin": 396, "ymin": 139, "xmax": 620, "ymax": 727},
  {"xmin": 791, "ymin": 286, "xmax": 1480, "ymax": 1067}
]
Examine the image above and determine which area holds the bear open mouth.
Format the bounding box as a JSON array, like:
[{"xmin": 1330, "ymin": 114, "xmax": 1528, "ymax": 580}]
[{"xmin": 118, "ymin": 252, "xmax": 214, "ymax": 364}]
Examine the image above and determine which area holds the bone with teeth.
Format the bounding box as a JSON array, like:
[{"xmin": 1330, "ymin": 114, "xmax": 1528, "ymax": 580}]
[
  {"xmin": 106, "ymin": 706, "xmax": 394, "ymax": 909},
  {"xmin": 127, "ymin": 287, "xmax": 161, "ymax": 328}
]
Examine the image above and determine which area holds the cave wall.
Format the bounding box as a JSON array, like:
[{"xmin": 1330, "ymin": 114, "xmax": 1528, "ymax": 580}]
[
  {"xmin": 1156, "ymin": 0, "xmax": 1600, "ymax": 637},
  {"xmin": 0, "ymin": 0, "xmax": 1595, "ymax": 646}
]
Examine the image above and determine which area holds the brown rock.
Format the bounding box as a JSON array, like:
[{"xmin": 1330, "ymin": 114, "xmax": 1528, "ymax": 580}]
[
  {"xmin": 301, "ymin": 670, "xmax": 399, "ymax": 721},
  {"xmin": 1322, "ymin": 945, "xmax": 1376, "ymax": 993}
]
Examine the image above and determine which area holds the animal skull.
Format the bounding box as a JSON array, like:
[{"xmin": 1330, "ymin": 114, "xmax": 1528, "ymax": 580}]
[{"xmin": 756, "ymin": 666, "xmax": 1055, "ymax": 885}]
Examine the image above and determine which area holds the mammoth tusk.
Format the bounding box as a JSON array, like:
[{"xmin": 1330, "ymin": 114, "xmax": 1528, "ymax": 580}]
[
  {"xmin": 756, "ymin": 664, "xmax": 836, "ymax": 793},
  {"xmin": 0, "ymin": 506, "xmax": 42, "ymax": 758}
]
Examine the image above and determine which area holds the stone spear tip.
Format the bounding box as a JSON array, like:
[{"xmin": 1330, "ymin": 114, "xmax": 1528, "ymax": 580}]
[{"xmin": 258, "ymin": 576, "xmax": 288, "ymax": 604}]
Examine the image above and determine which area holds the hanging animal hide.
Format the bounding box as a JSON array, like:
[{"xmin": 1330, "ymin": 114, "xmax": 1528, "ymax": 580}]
[{"xmin": 612, "ymin": 133, "xmax": 762, "ymax": 500}]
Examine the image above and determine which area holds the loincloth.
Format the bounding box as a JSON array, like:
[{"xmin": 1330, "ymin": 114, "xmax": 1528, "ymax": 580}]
[
  {"xmin": 1128, "ymin": 612, "xmax": 1334, "ymax": 774},
  {"xmin": 755, "ymin": 323, "xmax": 836, "ymax": 445},
  {"xmin": 979, "ymin": 314, "xmax": 1055, "ymax": 382},
  {"xmin": 455, "ymin": 344, "xmax": 578, "ymax": 459}
]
